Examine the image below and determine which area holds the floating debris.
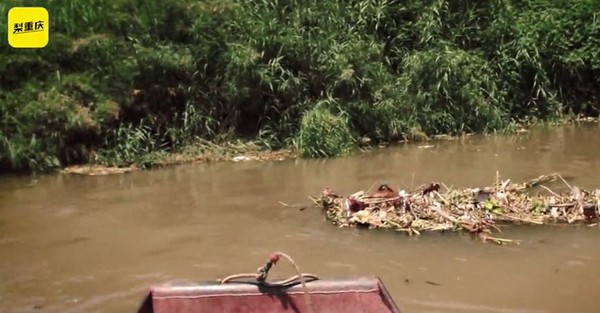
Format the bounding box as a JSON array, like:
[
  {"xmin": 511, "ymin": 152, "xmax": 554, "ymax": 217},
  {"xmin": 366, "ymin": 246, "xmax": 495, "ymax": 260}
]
[
  {"xmin": 232, "ymin": 155, "xmax": 257, "ymax": 162},
  {"xmin": 310, "ymin": 173, "xmax": 600, "ymax": 244},
  {"xmin": 62, "ymin": 165, "xmax": 139, "ymax": 175}
]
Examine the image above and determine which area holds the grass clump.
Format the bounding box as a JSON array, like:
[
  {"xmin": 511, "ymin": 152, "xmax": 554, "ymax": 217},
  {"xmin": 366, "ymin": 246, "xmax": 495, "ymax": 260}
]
[{"xmin": 297, "ymin": 100, "xmax": 356, "ymax": 158}]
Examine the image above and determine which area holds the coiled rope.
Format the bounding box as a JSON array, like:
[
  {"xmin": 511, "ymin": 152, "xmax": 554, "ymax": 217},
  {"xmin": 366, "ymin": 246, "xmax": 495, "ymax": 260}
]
[{"xmin": 219, "ymin": 251, "xmax": 318, "ymax": 313}]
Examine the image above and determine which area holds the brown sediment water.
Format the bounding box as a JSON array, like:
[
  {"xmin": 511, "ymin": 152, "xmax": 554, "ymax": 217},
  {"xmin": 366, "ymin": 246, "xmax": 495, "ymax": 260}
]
[{"xmin": 0, "ymin": 123, "xmax": 599, "ymax": 313}]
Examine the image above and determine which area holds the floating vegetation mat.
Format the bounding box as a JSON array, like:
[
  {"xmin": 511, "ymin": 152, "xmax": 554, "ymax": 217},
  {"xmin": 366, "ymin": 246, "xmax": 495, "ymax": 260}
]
[{"xmin": 310, "ymin": 173, "xmax": 600, "ymax": 244}]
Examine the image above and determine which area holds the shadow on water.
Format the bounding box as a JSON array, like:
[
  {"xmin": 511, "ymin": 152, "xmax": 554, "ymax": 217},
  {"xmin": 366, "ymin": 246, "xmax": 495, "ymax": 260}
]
[{"xmin": 1, "ymin": 123, "xmax": 600, "ymax": 313}]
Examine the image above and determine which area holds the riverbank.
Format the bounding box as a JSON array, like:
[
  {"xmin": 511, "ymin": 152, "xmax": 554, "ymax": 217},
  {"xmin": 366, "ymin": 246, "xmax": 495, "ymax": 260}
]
[
  {"xmin": 60, "ymin": 139, "xmax": 297, "ymax": 176},
  {"xmin": 59, "ymin": 117, "xmax": 597, "ymax": 176},
  {"xmin": 2, "ymin": 0, "xmax": 599, "ymax": 174}
]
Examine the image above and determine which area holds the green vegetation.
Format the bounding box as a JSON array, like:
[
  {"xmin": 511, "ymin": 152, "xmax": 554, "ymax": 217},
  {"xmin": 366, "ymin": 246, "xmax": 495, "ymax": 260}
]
[{"xmin": 1, "ymin": 0, "xmax": 599, "ymax": 173}]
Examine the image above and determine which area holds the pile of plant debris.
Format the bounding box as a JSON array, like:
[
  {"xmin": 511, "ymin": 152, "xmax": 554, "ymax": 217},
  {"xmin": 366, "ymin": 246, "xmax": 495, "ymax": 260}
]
[{"xmin": 311, "ymin": 173, "xmax": 600, "ymax": 244}]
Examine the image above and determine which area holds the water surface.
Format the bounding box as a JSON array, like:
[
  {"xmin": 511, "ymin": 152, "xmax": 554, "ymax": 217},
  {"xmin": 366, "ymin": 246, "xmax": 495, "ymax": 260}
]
[{"xmin": 1, "ymin": 123, "xmax": 599, "ymax": 313}]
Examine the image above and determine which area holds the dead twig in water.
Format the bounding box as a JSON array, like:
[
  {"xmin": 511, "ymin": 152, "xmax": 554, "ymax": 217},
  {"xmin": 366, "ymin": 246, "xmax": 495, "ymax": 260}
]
[
  {"xmin": 425, "ymin": 281, "xmax": 441, "ymax": 286},
  {"xmin": 365, "ymin": 181, "xmax": 379, "ymax": 195},
  {"xmin": 539, "ymin": 184, "xmax": 564, "ymax": 200},
  {"xmin": 557, "ymin": 173, "xmax": 574, "ymax": 191},
  {"xmin": 484, "ymin": 236, "xmax": 518, "ymax": 245},
  {"xmin": 278, "ymin": 201, "xmax": 305, "ymax": 210}
]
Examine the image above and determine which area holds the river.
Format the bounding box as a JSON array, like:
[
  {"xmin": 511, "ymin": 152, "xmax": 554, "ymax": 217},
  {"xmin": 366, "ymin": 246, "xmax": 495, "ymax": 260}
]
[{"xmin": 1, "ymin": 123, "xmax": 599, "ymax": 313}]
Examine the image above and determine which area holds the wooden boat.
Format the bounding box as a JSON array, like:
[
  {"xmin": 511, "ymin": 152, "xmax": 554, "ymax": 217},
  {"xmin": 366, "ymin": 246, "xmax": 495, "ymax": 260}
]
[
  {"xmin": 136, "ymin": 276, "xmax": 401, "ymax": 313},
  {"xmin": 136, "ymin": 252, "xmax": 401, "ymax": 313}
]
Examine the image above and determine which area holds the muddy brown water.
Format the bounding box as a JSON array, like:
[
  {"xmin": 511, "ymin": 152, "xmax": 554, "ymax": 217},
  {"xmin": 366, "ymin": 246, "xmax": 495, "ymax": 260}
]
[{"xmin": 1, "ymin": 123, "xmax": 600, "ymax": 313}]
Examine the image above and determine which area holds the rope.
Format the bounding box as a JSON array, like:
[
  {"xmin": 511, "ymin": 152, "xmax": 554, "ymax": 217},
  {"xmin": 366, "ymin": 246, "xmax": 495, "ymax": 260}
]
[
  {"xmin": 219, "ymin": 252, "xmax": 317, "ymax": 313},
  {"xmin": 220, "ymin": 273, "xmax": 320, "ymax": 286},
  {"xmin": 274, "ymin": 252, "xmax": 315, "ymax": 313}
]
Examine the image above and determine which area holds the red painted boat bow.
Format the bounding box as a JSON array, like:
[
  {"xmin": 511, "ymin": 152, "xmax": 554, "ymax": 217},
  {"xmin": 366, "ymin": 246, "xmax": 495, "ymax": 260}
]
[{"xmin": 136, "ymin": 252, "xmax": 402, "ymax": 313}]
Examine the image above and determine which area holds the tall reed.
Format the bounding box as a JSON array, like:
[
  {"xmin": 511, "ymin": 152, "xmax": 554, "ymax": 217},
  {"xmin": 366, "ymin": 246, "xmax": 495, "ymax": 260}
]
[{"xmin": 1, "ymin": 0, "xmax": 598, "ymax": 172}]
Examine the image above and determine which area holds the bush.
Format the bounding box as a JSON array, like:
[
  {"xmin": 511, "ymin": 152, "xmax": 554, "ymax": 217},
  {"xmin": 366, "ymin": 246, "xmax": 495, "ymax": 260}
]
[
  {"xmin": 297, "ymin": 100, "xmax": 356, "ymax": 158},
  {"xmin": 1, "ymin": 0, "xmax": 599, "ymax": 173}
]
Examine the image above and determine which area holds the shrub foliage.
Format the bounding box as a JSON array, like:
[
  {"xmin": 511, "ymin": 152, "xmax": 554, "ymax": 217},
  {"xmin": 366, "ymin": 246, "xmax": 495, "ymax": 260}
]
[{"xmin": 1, "ymin": 0, "xmax": 599, "ymax": 171}]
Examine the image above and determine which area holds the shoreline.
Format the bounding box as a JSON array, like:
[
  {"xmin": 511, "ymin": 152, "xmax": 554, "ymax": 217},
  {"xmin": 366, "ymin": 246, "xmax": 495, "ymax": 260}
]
[
  {"xmin": 60, "ymin": 147, "xmax": 297, "ymax": 176},
  {"xmin": 5, "ymin": 117, "xmax": 600, "ymax": 176}
]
